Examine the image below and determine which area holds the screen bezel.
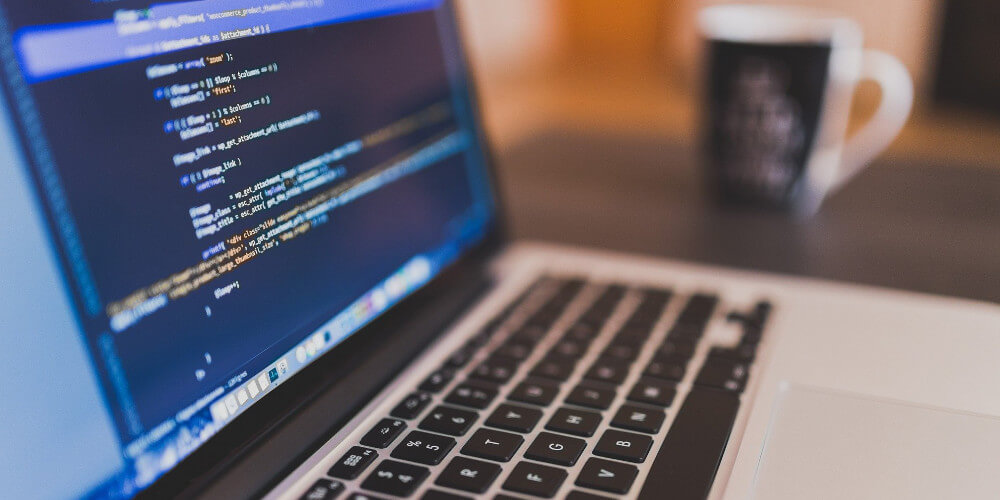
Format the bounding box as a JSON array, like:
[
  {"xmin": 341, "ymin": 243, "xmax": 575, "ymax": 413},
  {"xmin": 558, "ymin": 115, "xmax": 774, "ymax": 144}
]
[{"xmin": 127, "ymin": 1, "xmax": 509, "ymax": 497}]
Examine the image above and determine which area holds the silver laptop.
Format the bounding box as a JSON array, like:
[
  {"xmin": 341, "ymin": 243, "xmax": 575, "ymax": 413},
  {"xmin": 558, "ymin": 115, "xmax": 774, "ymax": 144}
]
[{"xmin": 1, "ymin": 1, "xmax": 998, "ymax": 499}]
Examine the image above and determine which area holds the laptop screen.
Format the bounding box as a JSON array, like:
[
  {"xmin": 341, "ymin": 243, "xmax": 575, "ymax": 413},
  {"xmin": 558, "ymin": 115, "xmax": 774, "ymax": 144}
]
[{"xmin": 0, "ymin": 1, "xmax": 494, "ymax": 497}]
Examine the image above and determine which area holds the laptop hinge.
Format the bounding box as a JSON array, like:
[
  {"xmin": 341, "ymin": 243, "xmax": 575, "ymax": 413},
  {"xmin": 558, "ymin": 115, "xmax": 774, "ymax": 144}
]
[{"xmin": 163, "ymin": 257, "xmax": 498, "ymax": 499}]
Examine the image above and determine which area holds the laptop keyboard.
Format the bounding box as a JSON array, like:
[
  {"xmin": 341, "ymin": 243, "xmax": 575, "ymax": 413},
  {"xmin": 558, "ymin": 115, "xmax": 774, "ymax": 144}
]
[{"xmin": 295, "ymin": 276, "xmax": 771, "ymax": 500}]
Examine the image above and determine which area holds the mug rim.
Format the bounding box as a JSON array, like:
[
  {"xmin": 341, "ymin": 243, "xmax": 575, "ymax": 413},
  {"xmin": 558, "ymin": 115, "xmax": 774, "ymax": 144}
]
[{"xmin": 698, "ymin": 4, "xmax": 862, "ymax": 47}]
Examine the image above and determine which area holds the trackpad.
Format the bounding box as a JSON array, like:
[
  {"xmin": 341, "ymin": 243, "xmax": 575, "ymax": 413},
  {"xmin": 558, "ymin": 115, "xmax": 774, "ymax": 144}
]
[{"xmin": 752, "ymin": 386, "xmax": 1000, "ymax": 499}]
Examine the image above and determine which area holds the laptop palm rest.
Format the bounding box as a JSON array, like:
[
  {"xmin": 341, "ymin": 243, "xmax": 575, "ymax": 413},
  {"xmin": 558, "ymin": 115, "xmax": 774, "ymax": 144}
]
[{"xmin": 750, "ymin": 385, "xmax": 1000, "ymax": 499}]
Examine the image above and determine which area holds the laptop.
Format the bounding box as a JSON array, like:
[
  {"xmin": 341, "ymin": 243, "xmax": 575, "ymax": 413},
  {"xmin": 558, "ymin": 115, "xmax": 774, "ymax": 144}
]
[{"xmin": 1, "ymin": 1, "xmax": 998, "ymax": 499}]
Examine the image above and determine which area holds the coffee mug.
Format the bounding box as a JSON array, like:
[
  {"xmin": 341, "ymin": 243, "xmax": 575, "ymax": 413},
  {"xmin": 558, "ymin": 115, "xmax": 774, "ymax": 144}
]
[{"xmin": 698, "ymin": 5, "xmax": 913, "ymax": 213}]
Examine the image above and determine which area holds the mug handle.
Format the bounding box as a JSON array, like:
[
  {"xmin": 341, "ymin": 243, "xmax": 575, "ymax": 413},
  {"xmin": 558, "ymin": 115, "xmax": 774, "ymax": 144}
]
[{"xmin": 834, "ymin": 50, "xmax": 914, "ymax": 188}]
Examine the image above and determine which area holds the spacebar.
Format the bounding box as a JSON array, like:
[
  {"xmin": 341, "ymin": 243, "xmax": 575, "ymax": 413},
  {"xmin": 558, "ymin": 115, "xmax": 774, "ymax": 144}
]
[{"xmin": 638, "ymin": 389, "xmax": 741, "ymax": 500}]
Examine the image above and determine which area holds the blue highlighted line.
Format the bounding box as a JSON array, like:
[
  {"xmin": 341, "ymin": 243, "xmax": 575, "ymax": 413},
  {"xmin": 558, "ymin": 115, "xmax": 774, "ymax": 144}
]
[{"xmin": 15, "ymin": 0, "xmax": 441, "ymax": 83}]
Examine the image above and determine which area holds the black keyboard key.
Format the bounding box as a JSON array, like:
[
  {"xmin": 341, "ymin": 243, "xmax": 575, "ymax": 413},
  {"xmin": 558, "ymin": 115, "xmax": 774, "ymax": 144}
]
[
  {"xmin": 709, "ymin": 344, "xmax": 758, "ymax": 363},
  {"xmin": 614, "ymin": 323, "xmax": 651, "ymax": 341},
  {"xmin": 502, "ymin": 461, "xmax": 568, "ymax": 498},
  {"xmin": 446, "ymin": 344, "xmax": 477, "ymax": 368},
  {"xmin": 508, "ymin": 378, "xmax": 560, "ymax": 406},
  {"xmin": 754, "ymin": 299, "xmax": 772, "ymax": 317},
  {"xmin": 631, "ymin": 294, "xmax": 664, "ymax": 317},
  {"xmin": 726, "ymin": 301, "xmax": 771, "ymax": 332},
  {"xmin": 461, "ymin": 428, "xmax": 523, "ymax": 462},
  {"xmin": 530, "ymin": 357, "xmax": 575, "ymax": 381},
  {"xmin": 524, "ymin": 432, "xmax": 586, "ymax": 466},
  {"xmin": 420, "ymin": 489, "xmax": 471, "ymax": 500},
  {"xmin": 445, "ymin": 380, "xmax": 498, "ymax": 409},
  {"xmin": 360, "ymin": 418, "xmax": 406, "ymax": 448},
  {"xmin": 563, "ymin": 323, "xmax": 599, "ymax": 342},
  {"xmin": 695, "ymin": 356, "xmax": 750, "ymax": 393},
  {"xmin": 584, "ymin": 358, "xmax": 630, "ymax": 385},
  {"xmin": 300, "ymin": 479, "xmax": 344, "ymax": 500},
  {"xmin": 565, "ymin": 382, "xmax": 616, "ymax": 410},
  {"xmin": 627, "ymin": 310, "xmax": 660, "ymax": 328},
  {"xmin": 551, "ymin": 338, "xmax": 587, "ymax": 358},
  {"xmin": 643, "ymin": 358, "xmax": 686, "ymax": 381},
  {"xmin": 611, "ymin": 404, "xmax": 665, "ymax": 434},
  {"xmin": 643, "ymin": 287, "xmax": 672, "ymax": 303},
  {"xmin": 469, "ymin": 327, "xmax": 495, "ymax": 348},
  {"xmin": 676, "ymin": 294, "xmax": 718, "ymax": 326},
  {"xmin": 602, "ymin": 343, "xmax": 641, "ymax": 361},
  {"xmin": 612, "ymin": 337, "xmax": 649, "ymax": 355},
  {"xmin": 495, "ymin": 339, "xmax": 534, "ymax": 361},
  {"xmin": 576, "ymin": 457, "xmax": 638, "ymax": 495},
  {"xmin": 593, "ymin": 429, "xmax": 653, "ymax": 463},
  {"xmin": 622, "ymin": 317, "xmax": 656, "ymax": 332},
  {"xmin": 471, "ymin": 357, "xmax": 518, "ymax": 384},
  {"xmin": 637, "ymin": 389, "xmax": 740, "ymax": 500},
  {"xmin": 419, "ymin": 368, "xmax": 454, "ymax": 393},
  {"xmin": 485, "ymin": 403, "xmax": 542, "ymax": 433},
  {"xmin": 390, "ymin": 431, "xmax": 455, "ymax": 465},
  {"xmin": 667, "ymin": 322, "xmax": 706, "ymax": 340},
  {"xmin": 592, "ymin": 285, "xmax": 625, "ymax": 305},
  {"xmin": 653, "ymin": 348, "xmax": 691, "ymax": 364},
  {"xmin": 582, "ymin": 300, "xmax": 617, "ymax": 321},
  {"xmin": 659, "ymin": 338, "xmax": 696, "ymax": 357},
  {"xmin": 633, "ymin": 293, "xmax": 668, "ymax": 318},
  {"xmin": 632, "ymin": 292, "xmax": 669, "ymax": 312},
  {"xmin": 510, "ymin": 324, "xmax": 549, "ymax": 344},
  {"xmin": 545, "ymin": 407, "xmax": 602, "ymax": 437},
  {"xmin": 527, "ymin": 311, "xmax": 559, "ymax": 329},
  {"xmin": 346, "ymin": 493, "xmax": 386, "ymax": 500},
  {"xmin": 627, "ymin": 378, "xmax": 677, "ymax": 407},
  {"xmin": 328, "ymin": 446, "xmax": 378, "ymax": 480},
  {"xmin": 434, "ymin": 456, "xmax": 502, "ymax": 493},
  {"xmin": 566, "ymin": 490, "xmax": 613, "ymax": 500},
  {"xmin": 577, "ymin": 313, "xmax": 609, "ymax": 329},
  {"xmin": 742, "ymin": 325, "xmax": 764, "ymax": 345},
  {"xmin": 631, "ymin": 297, "xmax": 662, "ymax": 314},
  {"xmin": 418, "ymin": 405, "xmax": 477, "ymax": 436},
  {"xmin": 360, "ymin": 460, "xmax": 429, "ymax": 497},
  {"xmin": 545, "ymin": 277, "xmax": 578, "ymax": 302},
  {"xmin": 391, "ymin": 392, "xmax": 433, "ymax": 419}
]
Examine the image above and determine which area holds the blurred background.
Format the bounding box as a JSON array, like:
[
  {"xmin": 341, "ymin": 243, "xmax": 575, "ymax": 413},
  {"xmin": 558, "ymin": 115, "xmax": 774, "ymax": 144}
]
[
  {"xmin": 458, "ymin": 0, "xmax": 1000, "ymax": 163},
  {"xmin": 453, "ymin": 0, "xmax": 1000, "ymax": 303}
]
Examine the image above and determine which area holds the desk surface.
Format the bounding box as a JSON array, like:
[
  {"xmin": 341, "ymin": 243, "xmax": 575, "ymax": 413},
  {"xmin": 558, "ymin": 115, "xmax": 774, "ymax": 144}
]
[{"xmin": 496, "ymin": 129, "xmax": 1000, "ymax": 303}]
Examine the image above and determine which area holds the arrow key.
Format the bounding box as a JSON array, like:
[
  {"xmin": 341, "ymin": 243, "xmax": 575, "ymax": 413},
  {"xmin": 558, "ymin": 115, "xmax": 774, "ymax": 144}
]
[
  {"xmin": 575, "ymin": 457, "xmax": 638, "ymax": 494},
  {"xmin": 485, "ymin": 403, "xmax": 543, "ymax": 433}
]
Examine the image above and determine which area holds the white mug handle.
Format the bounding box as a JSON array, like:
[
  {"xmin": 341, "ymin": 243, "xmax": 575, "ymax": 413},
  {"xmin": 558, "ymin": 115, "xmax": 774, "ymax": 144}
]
[{"xmin": 835, "ymin": 50, "xmax": 914, "ymax": 188}]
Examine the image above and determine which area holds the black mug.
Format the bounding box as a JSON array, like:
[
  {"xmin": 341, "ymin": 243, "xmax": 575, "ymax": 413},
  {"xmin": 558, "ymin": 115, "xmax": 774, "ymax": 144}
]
[{"xmin": 699, "ymin": 5, "xmax": 913, "ymax": 213}]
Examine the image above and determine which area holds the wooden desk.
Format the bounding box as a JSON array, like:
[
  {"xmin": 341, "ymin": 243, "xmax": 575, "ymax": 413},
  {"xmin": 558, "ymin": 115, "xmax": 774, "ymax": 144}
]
[{"xmin": 496, "ymin": 129, "xmax": 1000, "ymax": 303}]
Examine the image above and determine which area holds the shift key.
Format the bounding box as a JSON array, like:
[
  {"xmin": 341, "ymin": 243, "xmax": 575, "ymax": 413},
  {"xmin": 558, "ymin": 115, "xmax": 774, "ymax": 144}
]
[{"xmin": 637, "ymin": 389, "xmax": 740, "ymax": 500}]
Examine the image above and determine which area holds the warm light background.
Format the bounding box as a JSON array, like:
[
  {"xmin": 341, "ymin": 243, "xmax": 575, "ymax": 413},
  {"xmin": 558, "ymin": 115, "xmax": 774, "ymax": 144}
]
[{"xmin": 457, "ymin": 0, "xmax": 1000, "ymax": 168}]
